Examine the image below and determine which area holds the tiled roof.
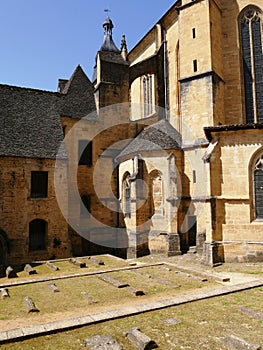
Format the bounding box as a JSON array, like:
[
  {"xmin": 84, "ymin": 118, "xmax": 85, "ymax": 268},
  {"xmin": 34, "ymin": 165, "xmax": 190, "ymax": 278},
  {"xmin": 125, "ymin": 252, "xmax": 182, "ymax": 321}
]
[
  {"xmin": 204, "ymin": 123, "xmax": 263, "ymax": 141},
  {"xmin": 116, "ymin": 118, "xmax": 182, "ymax": 161},
  {"xmin": 0, "ymin": 65, "xmax": 96, "ymax": 159}
]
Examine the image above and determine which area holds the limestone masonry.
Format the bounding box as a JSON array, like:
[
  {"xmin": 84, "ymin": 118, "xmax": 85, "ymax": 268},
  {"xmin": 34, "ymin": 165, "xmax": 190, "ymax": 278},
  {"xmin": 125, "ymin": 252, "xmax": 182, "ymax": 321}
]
[{"xmin": 0, "ymin": 0, "xmax": 263, "ymax": 266}]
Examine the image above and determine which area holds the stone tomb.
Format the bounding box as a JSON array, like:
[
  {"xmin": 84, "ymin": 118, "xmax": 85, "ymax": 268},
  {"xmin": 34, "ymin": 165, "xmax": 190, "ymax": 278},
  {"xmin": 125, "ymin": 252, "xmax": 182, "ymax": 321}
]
[
  {"xmin": 124, "ymin": 327, "xmax": 158, "ymax": 350},
  {"xmin": 98, "ymin": 274, "xmax": 129, "ymax": 288}
]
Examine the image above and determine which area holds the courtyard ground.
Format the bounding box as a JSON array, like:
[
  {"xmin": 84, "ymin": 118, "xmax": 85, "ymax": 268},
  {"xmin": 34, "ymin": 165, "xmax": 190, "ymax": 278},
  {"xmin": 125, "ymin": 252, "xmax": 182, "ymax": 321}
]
[{"xmin": 0, "ymin": 254, "xmax": 262, "ymax": 349}]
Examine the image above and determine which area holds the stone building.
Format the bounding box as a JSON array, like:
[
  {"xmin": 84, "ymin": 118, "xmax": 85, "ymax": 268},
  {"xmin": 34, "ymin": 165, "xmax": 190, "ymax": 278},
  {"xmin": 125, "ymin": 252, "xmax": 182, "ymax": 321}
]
[{"xmin": 0, "ymin": 0, "xmax": 262, "ymax": 266}]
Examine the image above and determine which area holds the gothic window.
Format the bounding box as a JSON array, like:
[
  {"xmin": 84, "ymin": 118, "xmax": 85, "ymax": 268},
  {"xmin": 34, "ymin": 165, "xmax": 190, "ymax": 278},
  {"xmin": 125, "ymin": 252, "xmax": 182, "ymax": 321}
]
[
  {"xmin": 254, "ymin": 155, "xmax": 263, "ymax": 219},
  {"xmin": 142, "ymin": 74, "xmax": 155, "ymax": 117},
  {"xmin": 30, "ymin": 171, "xmax": 48, "ymax": 198},
  {"xmin": 122, "ymin": 173, "xmax": 131, "ymax": 218},
  {"xmin": 240, "ymin": 7, "xmax": 263, "ymax": 123},
  {"xmin": 78, "ymin": 140, "xmax": 92, "ymax": 166},
  {"xmin": 29, "ymin": 219, "xmax": 47, "ymax": 251}
]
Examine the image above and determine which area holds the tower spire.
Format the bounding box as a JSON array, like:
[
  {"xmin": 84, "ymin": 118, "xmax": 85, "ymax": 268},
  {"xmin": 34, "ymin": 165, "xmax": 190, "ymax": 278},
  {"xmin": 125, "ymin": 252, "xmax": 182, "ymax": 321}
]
[{"xmin": 100, "ymin": 12, "xmax": 120, "ymax": 53}]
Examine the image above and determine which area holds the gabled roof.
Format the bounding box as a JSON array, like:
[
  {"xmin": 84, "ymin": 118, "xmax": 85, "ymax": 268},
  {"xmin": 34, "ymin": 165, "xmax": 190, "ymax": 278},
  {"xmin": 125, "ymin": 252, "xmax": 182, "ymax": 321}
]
[
  {"xmin": 0, "ymin": 84, "xmax": 65, "ymax": 159},
  {"xmin": 116, "ymin": 118, "xmax": 182, "ymax": 161},
  {"xmin": 0, "ymin": 65, "xmax": 96, "ymax": 159}
]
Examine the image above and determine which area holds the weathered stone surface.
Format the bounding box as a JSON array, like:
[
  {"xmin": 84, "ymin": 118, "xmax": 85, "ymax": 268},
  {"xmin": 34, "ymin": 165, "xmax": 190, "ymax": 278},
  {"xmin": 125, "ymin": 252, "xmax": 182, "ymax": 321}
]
[
  {"xmin": 88, "ymin": 256, "xmax": 105, "ymax": 265},
  {"xmin": 48, "ymin": 283, "xmax": 59, "ymax": 292},
  {"xmin": 219, "ymin": 335, "xmax": 261, "ymax": 350},
  {"xmin": 124, "ymin": 327, "xmax": 158, "ymax": 349},
  {"xmin": 161, "ymin": 317, "xmax": 181, "ymax": 326},
  {"xmin": 69, "ymin": 258, "xmax": 86, "ymax": 268},
  {"xmin": 238, "ymin": 306, "xmax": 263, "ymax": 321},
  {"xmin": 81, "ymin": 292, "xmax": 97, "ymax": 304},
  {"xmin": 46, "ymin": 261, "xmax": 59, "ymax": 271},
  {"xmin": 0, "ymin": 288, "xmax": 9, "ymax": 299},
  {"xmin": 24, "ymin": 264, "xmax": 36, "ymax": 275},
  {"xmin": 98, "ymin": 274, "xmax": 129, "ymax": 288},
  {"xmin": 175, "ymin": 270, "xmax": 207, "ymax": 282},
  {"xmin": 85, "ymin": 335, "xmax": 122, "ymax": 349},
  {"xmin": 24, "ymin": 296, "xmax": 39, "ymax": 313},
  {"xmin": 6, "ymin": 266, "xmax": 17, "ymax": 278}
]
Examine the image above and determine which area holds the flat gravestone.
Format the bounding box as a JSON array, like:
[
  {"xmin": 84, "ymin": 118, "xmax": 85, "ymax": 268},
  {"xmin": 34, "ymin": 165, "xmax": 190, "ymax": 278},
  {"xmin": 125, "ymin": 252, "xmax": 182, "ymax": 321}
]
[
  {"xmin": 81, "ymin": 292, "xmax": 97, "ymax": 304},
  {"xmin": 98, "ymin": 274, "xmax": 129, "ymax": 288},
  {"xmin": 46, "ymin": 261, "xmax": 59, "ymax": 271},
  {"xmin": 48, "ymin": 283, "xmax": 59, "ymax": 292},
  {"xmin": 85, "ymin": 335, "xmax": 122, "ymax": 349},
  {"xmin": 219, "ymin": 335, "xmax": 261, "ymax": 350},
  {"xmin": 129, "ymin": 287, "xmax": 145, "ymax": 296},
  {"xmin": 124, "ymin": 327, "xmax": 158, "ymax": 350},
  {"xmin": 69, "ymin": 258, "xmax": 86, "ymax": 268},
  {"xmin": 6, "ymin": 266, "xmax": 17, "ymax": 278},
  {"xmin": 162, "ymin": 317, "xmax": 181, "ymax": 326},
  {"xmin": 24, "ymin": 296, "xmax": 39, "ymax": 313},
  {"xmin": 24, "ymin": 264, "xmax": 37, "ymax": 275},
  {"xmin": 238, "ymin": 306, "xmax": 263, "ymax": 321},
  {"xmin": 88, "ymin": 257, "xmax": 105, "ymax": 265}
]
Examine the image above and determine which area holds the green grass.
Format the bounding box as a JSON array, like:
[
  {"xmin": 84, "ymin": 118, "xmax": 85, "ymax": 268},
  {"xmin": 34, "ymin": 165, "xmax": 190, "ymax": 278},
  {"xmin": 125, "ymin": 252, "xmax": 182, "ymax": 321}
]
[{"xmin": 1, "ymin": 288, "xmax": 263, "ymax": 350}]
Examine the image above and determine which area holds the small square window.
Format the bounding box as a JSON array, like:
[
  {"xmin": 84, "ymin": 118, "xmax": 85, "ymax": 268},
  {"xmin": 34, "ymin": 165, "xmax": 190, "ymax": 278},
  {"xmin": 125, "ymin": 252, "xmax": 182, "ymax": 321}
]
[{"xmin": 31, "ymin": 171, "xmax": 48, "ymax": 198}]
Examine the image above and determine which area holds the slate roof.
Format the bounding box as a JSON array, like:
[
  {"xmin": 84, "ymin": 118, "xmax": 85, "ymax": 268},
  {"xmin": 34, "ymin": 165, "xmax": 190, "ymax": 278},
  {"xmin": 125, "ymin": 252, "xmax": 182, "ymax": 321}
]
[
  {"xmin": 116, "ymin": 119, "xmax": 182, "ymax": 161},
  {"xmin": 204, "ymin": 123, "xmax": 263, "ymax": 141},
  {"xmin": 0, "ymin": 65, "xmax": 96, "ymax": 159}
]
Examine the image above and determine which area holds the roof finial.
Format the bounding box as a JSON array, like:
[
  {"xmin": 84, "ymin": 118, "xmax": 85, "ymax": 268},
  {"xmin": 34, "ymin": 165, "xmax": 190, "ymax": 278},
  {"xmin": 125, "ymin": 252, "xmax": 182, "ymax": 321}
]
[
  {"xmin": 100, "ymin": 10, "xmax": 120, "ymax": 54},
  {"xmin": 121, "ymin": 35, "xmax": 128, "ymax": 61}
]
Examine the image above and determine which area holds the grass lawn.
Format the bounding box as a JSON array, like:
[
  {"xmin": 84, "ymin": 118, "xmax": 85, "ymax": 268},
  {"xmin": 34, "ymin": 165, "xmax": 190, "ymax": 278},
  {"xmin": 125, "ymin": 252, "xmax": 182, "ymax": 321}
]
[{"xmin": 0, "ymin": 287, "xmax": 262, "ymax": 350}]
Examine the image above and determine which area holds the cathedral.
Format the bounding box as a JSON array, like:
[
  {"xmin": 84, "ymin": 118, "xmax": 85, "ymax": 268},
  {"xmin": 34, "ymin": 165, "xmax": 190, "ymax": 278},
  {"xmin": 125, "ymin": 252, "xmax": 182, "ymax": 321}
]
[{"xmin": 0, "ymin": 0, "xmax": 263, "ymax": 268}]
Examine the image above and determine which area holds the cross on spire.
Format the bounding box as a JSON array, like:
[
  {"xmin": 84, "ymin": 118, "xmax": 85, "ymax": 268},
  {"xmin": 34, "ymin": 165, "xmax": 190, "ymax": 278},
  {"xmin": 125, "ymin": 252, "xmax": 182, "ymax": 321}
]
[{"xmin": 104, "ymin": 9, "xmax": 111, "ymax": 16}]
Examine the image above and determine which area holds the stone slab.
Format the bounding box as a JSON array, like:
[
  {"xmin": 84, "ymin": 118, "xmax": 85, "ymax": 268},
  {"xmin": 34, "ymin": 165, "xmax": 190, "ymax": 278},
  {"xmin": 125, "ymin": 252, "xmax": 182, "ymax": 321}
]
[{"xmin": 85, "ymin": 335, "xmax": 122, "ymax": 349}]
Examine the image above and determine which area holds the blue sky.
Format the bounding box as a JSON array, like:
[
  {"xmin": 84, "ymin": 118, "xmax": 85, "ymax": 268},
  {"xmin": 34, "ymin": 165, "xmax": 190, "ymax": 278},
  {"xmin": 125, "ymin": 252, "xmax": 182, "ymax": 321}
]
[{"xmin": 0, "ymin": 0, "xmax": 176, "ymax": 91}]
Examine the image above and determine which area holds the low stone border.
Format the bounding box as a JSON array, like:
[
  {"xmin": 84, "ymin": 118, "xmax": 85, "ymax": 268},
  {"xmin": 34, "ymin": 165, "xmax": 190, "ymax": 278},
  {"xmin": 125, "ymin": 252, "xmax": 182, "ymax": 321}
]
[{"xmin": 0, "ymin": 279, "xmax": 262, "ymax": 344}]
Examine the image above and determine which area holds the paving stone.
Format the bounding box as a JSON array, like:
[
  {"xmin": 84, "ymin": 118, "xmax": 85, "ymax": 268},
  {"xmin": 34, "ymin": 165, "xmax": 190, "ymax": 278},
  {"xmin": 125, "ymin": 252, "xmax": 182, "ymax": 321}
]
[
  {"xmin": 124, "ymin": 327, "xmax": 158, "ymax": 349},
  {"xmin": 22, "ymin": 324, "xmax": 46, "ymax": 337},
  {"xmin": 162, "ymin": 317, "xmax": 181, "ymax": 326},
  {"xmin": 85, "ymin": 335, "xmax": 122, "ymax": 349},
  {"xmin": 0, "ymin": 331, "xmax": 8, "ymax": 342},
  {"xmin": 6, "ymin": 328, "xmax": 24, "ymax": 340},
  {"xmin": 219, "ymin": 335, "xmax": 261, "ymax": 350}
]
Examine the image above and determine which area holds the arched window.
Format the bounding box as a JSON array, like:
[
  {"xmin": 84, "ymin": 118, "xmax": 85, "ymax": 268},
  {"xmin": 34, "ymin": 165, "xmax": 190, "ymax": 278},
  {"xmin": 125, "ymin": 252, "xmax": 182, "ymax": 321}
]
[
  {"xmin": 29, "ymin": 219, "xmax": 47, "ymax": 251},
  {"xmin": 142, "ymin": 74, "xmax": 155, "ymax": 117},
  {"xmin": 254, "ymin": 155, "xmax": 263, "ymax": 219},
  {"xmin": 240, "ymin": 7, "xmax": 263, "ymax": 123},
  {"xmin": 122, "ymin": 173, "xmax": 131, "ymax": 218}
]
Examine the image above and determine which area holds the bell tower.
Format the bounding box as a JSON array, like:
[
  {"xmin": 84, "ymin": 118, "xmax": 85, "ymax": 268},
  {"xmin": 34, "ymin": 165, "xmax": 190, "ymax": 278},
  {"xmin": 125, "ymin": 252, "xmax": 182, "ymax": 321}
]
[{"xmin": 93, "ymin": 15, "xmax": 129, "ymax": 109}]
